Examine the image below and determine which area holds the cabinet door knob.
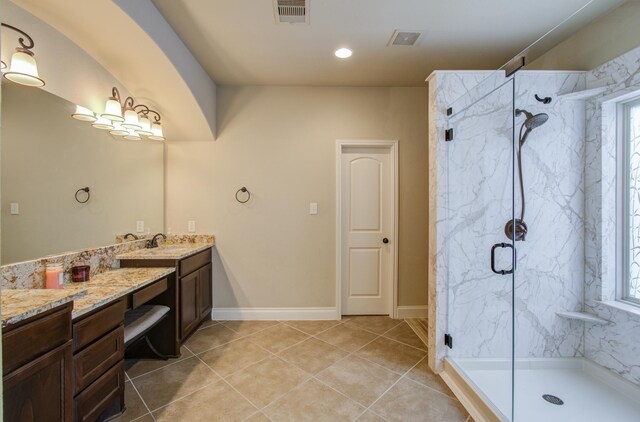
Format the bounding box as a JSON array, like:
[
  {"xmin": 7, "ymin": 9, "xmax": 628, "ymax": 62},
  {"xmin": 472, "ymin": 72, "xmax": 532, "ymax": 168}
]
[{"xmin": 382, "ymin": 238, "xmax": 389, "ymax": 244}]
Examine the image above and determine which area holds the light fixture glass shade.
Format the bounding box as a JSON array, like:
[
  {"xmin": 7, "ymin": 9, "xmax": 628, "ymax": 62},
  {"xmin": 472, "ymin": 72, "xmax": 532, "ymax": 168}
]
[
  {"xmin": 109, "ymin": 122, "xmax": 129, "ymax": 136},
  {"xmin": 334, "ymin": 48, "xmax": 352, "ymax": 59},
  {"xmin": 71, "ymin": 105, "xmax": 97, "ymax": 122},
  {"xmin": 148, "ymin": 122, "xmax": 165, "ymax": 141},
  {"xmin": 135, "ymin": 116, "xmax": 153, "ymax": 136},
  {"xmin": 102, "ymin": 98, "xmax": 124, "ymax": 122},
  {"xmin": 4, "ymin": 50, "xmax": 45, "ymax": 87},
  {"xmin": 92, "ymin": 115, "xmax": 115, "ymax": 130},
  {"xmin": 123, "ymin": 128, "xmax": 141, "ymax": 141},
  {"xmin": 122, "ymin": 109, "xmax": 141, "ymax": 129},
  {"xmin": 1, "ymin": 60, "xmax": 6, "ymax": 70}
]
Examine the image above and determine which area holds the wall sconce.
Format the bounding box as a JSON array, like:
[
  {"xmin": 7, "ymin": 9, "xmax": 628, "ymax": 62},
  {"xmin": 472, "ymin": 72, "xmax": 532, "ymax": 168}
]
[
  {"xmin": 1, "ymin": 23, "xmax": 45, "ymax": 87},
  {"xmin": 71, "ymin": 87, "xmax": 166, "ymax": 141}
]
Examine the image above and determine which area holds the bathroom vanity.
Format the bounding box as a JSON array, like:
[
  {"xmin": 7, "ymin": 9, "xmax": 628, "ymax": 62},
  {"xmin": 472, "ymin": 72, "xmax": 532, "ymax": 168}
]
[
  {"xmin": 1, "ymin": 266, "xmax": 183, "ymax": 421},
  {"xmin": 118, "ymin": 244, "xmax": 213, "ymax": 341}
]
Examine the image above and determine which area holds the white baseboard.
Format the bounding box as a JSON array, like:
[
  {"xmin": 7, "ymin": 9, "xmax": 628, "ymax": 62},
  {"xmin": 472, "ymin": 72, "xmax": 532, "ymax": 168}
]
[
  {"xmin": 396, "ymin": 305, "xmax": 428, "ymax": 319},
  {"xmin": 211, "ymin": 307, "xmax": 338, "ymax": 321}
]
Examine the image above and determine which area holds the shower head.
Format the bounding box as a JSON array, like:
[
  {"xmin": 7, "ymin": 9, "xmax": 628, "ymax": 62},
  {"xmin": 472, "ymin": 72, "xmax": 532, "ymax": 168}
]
[
  {"xmin": 515, "ymin": 108, "xmax": 549, "ymax": 130},
  {"xmin": 516, "ymin": 108, "xmax": 549, "ymax": 146}
]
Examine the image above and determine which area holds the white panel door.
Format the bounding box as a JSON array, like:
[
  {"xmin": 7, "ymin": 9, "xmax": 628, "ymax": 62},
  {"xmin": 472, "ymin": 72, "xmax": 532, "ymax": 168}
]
[{"xmin": 341, "ymin": 146, "xmax": 393, "ymax": 315}]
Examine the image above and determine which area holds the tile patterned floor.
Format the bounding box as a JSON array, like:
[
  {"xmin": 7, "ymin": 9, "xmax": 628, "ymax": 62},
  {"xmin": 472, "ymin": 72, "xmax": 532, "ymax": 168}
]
[{"xmin": 117, "ymin": 317, "xmax": 472, "ymax": 422}]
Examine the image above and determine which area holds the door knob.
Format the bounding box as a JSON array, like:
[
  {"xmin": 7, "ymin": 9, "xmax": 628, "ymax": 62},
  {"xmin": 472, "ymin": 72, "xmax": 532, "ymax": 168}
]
[{"xmin": 382, "ymin": 238, "xmax": 389, "ymax": 244}]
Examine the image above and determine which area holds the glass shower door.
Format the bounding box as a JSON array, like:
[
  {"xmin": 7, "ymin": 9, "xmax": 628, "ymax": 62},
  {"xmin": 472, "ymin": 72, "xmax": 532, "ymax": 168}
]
[{"xmin": 444, "ymin": 73, "xmax": 517, "ymax": 420}]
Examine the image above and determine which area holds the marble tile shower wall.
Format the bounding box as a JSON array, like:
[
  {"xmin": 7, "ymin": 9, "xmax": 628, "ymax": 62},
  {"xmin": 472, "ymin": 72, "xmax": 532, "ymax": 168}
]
[
  {"xmin": 512, "ymin": 72, "xmax": 586, "ymax": 358},
  {"xmin": 584, "ymin": 45, "xmax": 640, "ymax": 385},
  {"xmin": 429, "ymin": 70, "xmax": 587, "ymax": 369}
]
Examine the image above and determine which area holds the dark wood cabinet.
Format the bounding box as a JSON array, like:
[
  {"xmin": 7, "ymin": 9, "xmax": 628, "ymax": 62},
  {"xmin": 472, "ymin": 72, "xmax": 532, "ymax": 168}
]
[
  {"xmin": 71, "ymin": 299, "xmax": 125, "ymax": 422},
  {"xmin": 3, "ymin": 303, "xmax": 73, "ymax": 422},
  {"xmin": 198, "ymin": 263, "xmax": 213, "ymax": 318},
  {"xmin": 180, "ymin": 270, "xmax": 200, "ymax": 337},
  {"xmin": 121, "ymin": 247, "xmax": 213, "ymax": 343}
]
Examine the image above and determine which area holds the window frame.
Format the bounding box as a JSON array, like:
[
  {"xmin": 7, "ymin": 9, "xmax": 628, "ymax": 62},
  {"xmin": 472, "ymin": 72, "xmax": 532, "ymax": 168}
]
[{"xmin": 618, "ymin": 96, "xmax": 640, "ymax": 306}]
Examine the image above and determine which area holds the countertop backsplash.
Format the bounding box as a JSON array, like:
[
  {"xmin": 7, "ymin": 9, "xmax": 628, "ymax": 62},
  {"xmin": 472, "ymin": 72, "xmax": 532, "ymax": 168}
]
[{"xmin": 1, "ymin": 234, "xmax": 214, "ymax": 289}]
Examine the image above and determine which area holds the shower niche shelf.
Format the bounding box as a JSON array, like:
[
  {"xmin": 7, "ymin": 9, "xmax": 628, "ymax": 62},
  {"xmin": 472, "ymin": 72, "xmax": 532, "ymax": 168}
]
[
  {"xmin": 556, "ymin": 311, "xmax": 610, "ymax": 324},
  {"xmin": 557, "ymin": 86, "xmax": 607, "ymax": 101}
]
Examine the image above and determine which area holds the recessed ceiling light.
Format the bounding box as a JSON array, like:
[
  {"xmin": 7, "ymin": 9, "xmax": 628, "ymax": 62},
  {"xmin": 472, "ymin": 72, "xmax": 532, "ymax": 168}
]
[{"xmin": 334, "ymin": 48, "xmax": 352, "ymax": 59}]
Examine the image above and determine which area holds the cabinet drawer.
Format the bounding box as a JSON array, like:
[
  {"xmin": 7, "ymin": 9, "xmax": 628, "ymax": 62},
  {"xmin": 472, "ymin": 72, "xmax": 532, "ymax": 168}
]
[
  {"xmin": 180, "ymin": 249, "xmax": 211, "ymax": 276},
  {"xmin": 3, "ymin": 304, "xmax": 72, "ymax": 375},
  {"xmin": 73, "ymin": 360, "xmax": 124, "ymax": 422},
  {"xmin": 132, "ymin": 278, "xmax": 168, "ymax": 309},
  {"xmin": 73, "ymin": 299, "xmax": 125, "ymax": 352},
  {"xmin": 73, "ymin": 325, "xmax": 124, "ymax": 395}
]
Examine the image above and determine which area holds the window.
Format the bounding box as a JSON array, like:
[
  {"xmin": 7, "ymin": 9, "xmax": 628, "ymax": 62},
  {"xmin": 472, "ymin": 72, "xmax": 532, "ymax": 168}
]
[{"xmin": 621, "ymin": 97, "xmax": 640, "ymax": 305}]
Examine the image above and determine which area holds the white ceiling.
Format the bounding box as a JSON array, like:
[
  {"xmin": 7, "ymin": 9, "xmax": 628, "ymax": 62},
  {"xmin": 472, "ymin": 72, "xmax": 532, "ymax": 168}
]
[{"xmin": 152, "ymin": 0, "xmax": 625, "ymax": 87}]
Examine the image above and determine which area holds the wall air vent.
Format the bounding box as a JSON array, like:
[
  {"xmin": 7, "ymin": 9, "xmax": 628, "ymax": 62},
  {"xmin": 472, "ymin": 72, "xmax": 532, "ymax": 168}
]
[
  {"xmin": 388, "ymin": 30, "xmax": 422, "ymax": 46},
  {"xmin": 273, "ymin": 0, "xmax": 309, "ymax": 24}
]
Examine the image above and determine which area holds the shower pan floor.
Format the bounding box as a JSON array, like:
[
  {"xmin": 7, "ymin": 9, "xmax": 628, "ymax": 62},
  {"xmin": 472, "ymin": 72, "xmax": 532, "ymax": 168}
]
[{"xmin": 454, "ymin": 358, "xmax": 640, "ymax": 422}]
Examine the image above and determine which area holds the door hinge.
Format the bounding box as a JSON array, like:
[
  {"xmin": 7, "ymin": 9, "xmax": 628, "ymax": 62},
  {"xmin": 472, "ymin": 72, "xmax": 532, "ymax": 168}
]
[
  {"xmin": 446, "ymin": 107, "xmax": 453, "ymax": 116},
  {"xmin": 444, "ymin": 333, "xmax": 453, "ymax": 349},
  {"xmin": 445, "ymin": 128, "xmax": 454, "ymax": 142}
]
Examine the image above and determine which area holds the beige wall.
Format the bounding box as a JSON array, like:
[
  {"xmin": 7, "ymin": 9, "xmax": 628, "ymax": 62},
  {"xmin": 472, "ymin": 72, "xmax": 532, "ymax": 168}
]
[
  {"xmin": 166, "ymin": 86, "xmax": 428, "ymax": 309},
  {"xmin": 1, "ymin": 83, "xmax": 164, "ymax": 264},
  {"xmin": 528, "ymin": 1, "xmax": 640, "ymax": 71}
]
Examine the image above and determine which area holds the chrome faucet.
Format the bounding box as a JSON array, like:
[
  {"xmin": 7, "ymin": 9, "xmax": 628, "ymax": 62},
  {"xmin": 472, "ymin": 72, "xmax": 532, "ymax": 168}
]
[{"xmin": 146, "ymin": 233, "xmax": 166, "ymax": 249}]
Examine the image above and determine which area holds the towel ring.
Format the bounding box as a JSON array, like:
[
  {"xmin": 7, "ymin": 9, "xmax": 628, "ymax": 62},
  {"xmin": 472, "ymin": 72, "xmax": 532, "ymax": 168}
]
[
  {"xmin": 235, "ymin": 187, "xmax": 250, "ymax": 203},
  {"xmin": 75, "ymin": 187, "xmax": 90, "ymax": 204}
]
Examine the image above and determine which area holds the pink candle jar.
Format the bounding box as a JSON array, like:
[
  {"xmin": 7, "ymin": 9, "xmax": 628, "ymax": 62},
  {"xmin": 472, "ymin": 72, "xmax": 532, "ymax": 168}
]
[{"xmin": 45, "ymin": 263, "xmax": 64, "ymax": 289}]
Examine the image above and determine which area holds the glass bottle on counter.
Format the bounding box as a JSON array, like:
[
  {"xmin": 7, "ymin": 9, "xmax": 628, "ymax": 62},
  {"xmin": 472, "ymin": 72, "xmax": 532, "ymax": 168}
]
[{"xmin": 45, "ymin": 262, "xmax": 64, "ymax": 289}]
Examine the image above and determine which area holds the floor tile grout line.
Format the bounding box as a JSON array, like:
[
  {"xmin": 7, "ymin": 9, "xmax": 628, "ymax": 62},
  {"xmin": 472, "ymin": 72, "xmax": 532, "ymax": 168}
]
[
  {"xmin": 128, "ymin": 375, "xmax": 156, "ymax": 421},
  {"xmin": 194, "ymin": 351, "xmax": 289, "ymax": 417},
  {"xmin": 380, "ymin": 332, "xmax": 429, "ymax": 353},
  {"xmin": 220, "ymin": 320, "xmax": 284, "ymax": 337},
  {"xmin": 311, "ymin": 374, "xmax": 369, "ymax": 411},
  {"xmin": 359, "ymin": 351, "xmax": 427, "ymax": 418},
  {"xmin": 127, "ymin": 354, "xmax": 198, "ymax": 381},
  {"xmin": 144, "ymin": 379, "xmax": 219, "ymax": 415},
  {"xmin": 256, "ymin": 374, "xmax": 315, "ymax": 413},
  {"xmin": 405, "ymin": 355, "xmax": 460, "ymax": 400},
  {"xmin": 137, "ymin": 353, "xmax": 222, "ymax": 413},
  {"xmin": 280, "ymin": 319, "xmax": 346, "ymax": 337}
]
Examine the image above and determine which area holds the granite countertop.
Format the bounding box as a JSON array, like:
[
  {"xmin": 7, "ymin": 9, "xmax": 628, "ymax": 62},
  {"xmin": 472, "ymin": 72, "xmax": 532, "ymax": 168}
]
[
  {"xmin": 64, "ymin": 267, "xmax": 175, "ymax": 319},
  {"xmin": 1, "ymin": 288, "xmax": 87, "ymax": 327},
  {"xmin": 116, "ymin": 242, "xmax": 213, "ymax": 261}
]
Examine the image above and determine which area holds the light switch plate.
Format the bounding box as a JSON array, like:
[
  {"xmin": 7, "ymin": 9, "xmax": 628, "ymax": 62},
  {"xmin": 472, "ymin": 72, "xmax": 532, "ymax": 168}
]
[
  {"xmin": 309, "ymin": 202, "xmax": 318, "ymax": 215},
  {"xmin": 136, "ymin": 220, "xmax": 144, "ymax": 233},
  {"xmin": 188, "ymin": 220, "xmax": 196, "ymax": 233},
  {"xmin": 10, "ymin": 203, "xmax": 19, "ymax": 215}
]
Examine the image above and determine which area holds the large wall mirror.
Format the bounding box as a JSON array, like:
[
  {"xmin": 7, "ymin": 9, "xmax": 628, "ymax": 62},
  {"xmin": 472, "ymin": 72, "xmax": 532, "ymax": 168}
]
[{"xmin": 1, "ymin": 82, "xmax": 164, "ymax": 264}]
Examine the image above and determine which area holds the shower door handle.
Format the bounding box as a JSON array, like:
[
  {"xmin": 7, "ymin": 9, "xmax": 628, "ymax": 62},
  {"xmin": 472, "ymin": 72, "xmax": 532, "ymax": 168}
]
[{"xmin": 490, "ymin": 242, "xmax": 516, "ymax": 275}]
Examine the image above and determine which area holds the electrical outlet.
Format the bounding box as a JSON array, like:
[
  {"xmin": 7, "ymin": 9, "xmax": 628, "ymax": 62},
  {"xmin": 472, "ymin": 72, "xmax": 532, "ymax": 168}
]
[
  {"xmin": 188, "ymin": 220, "xmax": 196, "ymax": 233},
  {"xmin": 309, "ymin": 202, "xmax": 318, "ymax": 215},
  {"xmin": 10, "ymin": 203, "xmax": 19, "ymax": 215},
  {"xmin": 136, "ymin": 220, "xmax": 144, "ymax": 233}
]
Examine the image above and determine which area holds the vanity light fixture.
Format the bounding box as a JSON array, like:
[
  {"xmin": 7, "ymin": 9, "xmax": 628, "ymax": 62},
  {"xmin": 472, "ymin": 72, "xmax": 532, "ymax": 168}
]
[
  {"xmin": 92, "ymin": 115, "xmax": 115, "ymax": 130},
  {"xmin": 109, "ymin": 122, "xmax": 129, "ymax": 136},
  {"xmin": 71, "ymin": 87, "xmax": 167, "ymax": 141},
  {"xmin": 71, "ymin": 105, "xmax": 97, "ymax": 123},
  {"xmin": 1, "ymin": 23, "xmax": 45, "ymax": 87},
  {"xmin": 101, "ymin": 88, "xmax": 125, "ymax": 122}
]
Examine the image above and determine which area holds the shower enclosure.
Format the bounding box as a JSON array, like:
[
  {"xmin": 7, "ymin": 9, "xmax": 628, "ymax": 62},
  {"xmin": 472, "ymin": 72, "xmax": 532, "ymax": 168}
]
[{"xmin": 429, "ymin": 2, "xmax": 640, "ymax": 420}]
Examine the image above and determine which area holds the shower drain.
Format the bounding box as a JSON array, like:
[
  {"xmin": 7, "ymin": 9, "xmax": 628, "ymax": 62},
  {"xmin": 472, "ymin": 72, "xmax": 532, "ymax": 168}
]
[{"xmin": 542, "ymin": 394, "xmax": 564, "ymax": 405}]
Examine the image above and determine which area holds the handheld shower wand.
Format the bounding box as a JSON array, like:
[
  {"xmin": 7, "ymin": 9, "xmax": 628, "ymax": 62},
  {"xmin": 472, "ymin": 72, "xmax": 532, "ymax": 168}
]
[{"xmin": 505, "ymin": 109, "xmax": 549, "ymax": 241}]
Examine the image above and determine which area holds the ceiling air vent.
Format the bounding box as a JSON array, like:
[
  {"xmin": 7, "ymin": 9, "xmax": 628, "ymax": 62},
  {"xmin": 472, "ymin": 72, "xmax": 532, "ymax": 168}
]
[
  {"xmin": 388, "ymin": 30, "xmax": 422, "ymax": 46},
  {"xmin": 273, "ymin": 0, "xmax": 309, "ymax": 24}
]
